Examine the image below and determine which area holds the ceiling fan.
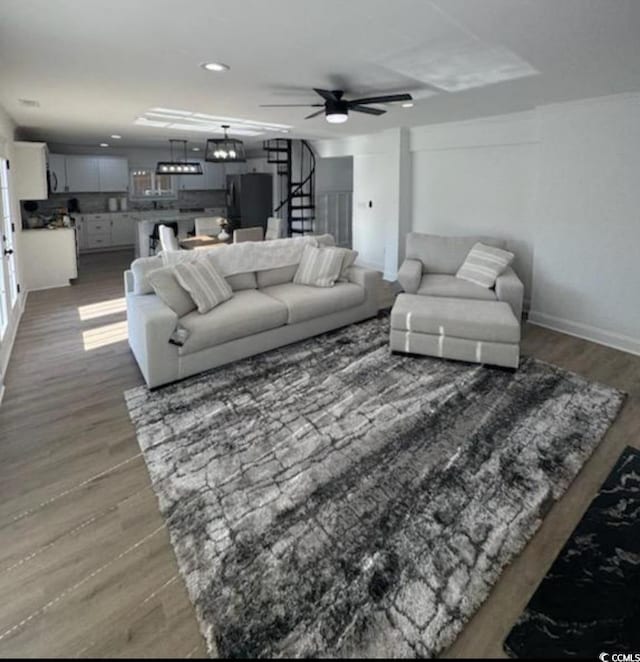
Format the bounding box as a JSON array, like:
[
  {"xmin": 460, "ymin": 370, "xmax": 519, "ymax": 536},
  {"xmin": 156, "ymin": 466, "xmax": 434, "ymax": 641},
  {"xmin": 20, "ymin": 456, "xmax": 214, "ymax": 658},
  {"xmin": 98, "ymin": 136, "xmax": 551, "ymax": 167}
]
[{"xmin": 260, "ymin": 88, "xmax": 413, "ymax": 124}]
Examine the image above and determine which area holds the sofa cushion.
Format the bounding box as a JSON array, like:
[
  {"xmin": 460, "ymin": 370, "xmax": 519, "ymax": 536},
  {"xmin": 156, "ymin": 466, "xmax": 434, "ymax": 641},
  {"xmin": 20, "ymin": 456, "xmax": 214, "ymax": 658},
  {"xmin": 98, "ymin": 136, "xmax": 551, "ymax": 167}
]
[
  {"xmin": 174, "ymin": 259, "xmax": 233, "ymax": 314},
  {"xmin": 417, "ymin": 274, "xmax": 497, "ymax": 301},
  {"xmin": 405, "ymin": 232, "xmax": 507, "ymax": 275},
  {"xmin": 226, "ymin": 271, "xmax": 257, "ymax": 291},
  {"xmin": 147, "ymin": 266, "xmax": 197, "ymax": 317},
  {"xmin": 131, "ymin": 256, "xmax": 163, "ymax": 294},
  {"xmin": 178, "ymin": 290, "xmax": 288, "ymax": 355},
  {"xmin": 391, "ymin": 294, "xmax": 520, "ymax": 344},
  {"xmin": 261, "ymin": 282, "xmax": 365, "ymax": 324},
  {"xmin": 456, "ymin": 242, "xmax": 514, "ymax": 289},
  {"xmin": 256, "ymin": 264, "xmax": 299, "ymax": 288},
  {"xmin": 294, "ymin": 245, "xmax": 345, "ymax": 288}
]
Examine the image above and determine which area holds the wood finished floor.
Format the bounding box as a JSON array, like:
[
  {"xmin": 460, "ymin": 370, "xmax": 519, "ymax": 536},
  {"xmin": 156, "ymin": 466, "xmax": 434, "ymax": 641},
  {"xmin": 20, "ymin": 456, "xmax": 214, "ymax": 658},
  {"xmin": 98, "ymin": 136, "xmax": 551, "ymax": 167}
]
[{"xmin": 0, "ymin": 249, "xmax": 637, "ymax": 658}]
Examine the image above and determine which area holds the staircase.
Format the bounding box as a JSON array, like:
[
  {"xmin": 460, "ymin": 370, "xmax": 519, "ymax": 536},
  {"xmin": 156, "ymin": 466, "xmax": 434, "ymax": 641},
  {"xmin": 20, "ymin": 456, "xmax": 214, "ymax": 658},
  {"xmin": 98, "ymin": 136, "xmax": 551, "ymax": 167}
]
[{"xmin": 263, "ymin": 139, "xmax": 316, "ymax": 236}]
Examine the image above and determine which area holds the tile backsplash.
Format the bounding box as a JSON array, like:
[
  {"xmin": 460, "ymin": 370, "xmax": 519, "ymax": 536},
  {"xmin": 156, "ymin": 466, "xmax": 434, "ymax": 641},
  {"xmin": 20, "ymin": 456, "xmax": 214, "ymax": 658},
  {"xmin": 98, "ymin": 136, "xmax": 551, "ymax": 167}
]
[{"xmin": 22, "ymin": 189, "xmax": 227, "ymax": 218}]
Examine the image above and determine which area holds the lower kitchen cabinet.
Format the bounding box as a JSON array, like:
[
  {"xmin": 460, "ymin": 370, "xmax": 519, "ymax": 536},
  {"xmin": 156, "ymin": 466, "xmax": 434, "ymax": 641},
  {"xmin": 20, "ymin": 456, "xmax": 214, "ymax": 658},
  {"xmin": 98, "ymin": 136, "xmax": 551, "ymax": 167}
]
[{"xmin": 77, "ymin": 212, "xmax": 137, "ymax": 252}]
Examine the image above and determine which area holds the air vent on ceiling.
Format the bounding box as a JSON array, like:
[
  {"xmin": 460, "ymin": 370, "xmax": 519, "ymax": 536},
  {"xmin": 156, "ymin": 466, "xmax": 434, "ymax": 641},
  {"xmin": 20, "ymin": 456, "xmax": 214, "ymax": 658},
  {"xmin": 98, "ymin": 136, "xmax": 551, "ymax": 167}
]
[{"xmin": 18, "ymin": 99, "xmax": 40, "ymax": 108}]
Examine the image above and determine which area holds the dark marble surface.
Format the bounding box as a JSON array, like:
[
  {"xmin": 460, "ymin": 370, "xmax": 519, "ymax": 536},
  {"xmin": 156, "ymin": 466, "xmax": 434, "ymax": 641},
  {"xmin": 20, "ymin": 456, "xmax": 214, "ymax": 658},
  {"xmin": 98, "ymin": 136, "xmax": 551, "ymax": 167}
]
[{"xmin": 505, "ymin": 446, "xmax": 640, "ymax": 658}]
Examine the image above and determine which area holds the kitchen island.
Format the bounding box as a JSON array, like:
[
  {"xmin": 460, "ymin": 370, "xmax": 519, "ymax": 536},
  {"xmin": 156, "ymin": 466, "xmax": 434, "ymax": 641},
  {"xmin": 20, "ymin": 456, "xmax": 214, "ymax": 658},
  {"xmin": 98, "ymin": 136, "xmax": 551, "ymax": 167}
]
[{"xmin": 20, "ymin": 227, "xmax": 78, "ymax": 291}]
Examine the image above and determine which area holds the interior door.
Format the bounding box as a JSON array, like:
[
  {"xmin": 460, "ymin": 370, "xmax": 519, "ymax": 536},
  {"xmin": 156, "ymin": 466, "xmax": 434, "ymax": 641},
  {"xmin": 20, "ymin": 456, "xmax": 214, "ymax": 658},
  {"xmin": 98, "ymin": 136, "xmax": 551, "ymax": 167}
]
[{"xmin": 0, "ymin": 158, "xmax": 18, "ymax": 338}]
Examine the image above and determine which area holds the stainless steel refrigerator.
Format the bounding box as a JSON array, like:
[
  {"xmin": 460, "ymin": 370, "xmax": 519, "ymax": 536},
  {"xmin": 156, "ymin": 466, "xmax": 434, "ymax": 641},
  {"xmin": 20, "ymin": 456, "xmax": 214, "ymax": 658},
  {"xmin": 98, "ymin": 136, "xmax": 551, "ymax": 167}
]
[{"xmin": 226, "ymin": 173, "xmax": 273, "ymax": 232}]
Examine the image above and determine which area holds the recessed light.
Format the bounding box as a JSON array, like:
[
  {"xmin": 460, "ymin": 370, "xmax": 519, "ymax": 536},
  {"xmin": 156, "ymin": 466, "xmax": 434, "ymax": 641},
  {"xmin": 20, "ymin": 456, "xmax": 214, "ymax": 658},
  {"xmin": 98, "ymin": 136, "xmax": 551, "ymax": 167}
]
[
  {"xmin": 192, "ymin": 147, "xmax": 201, "ymax": 151},
  {"xmin": 202, "ymin": 62, "xmax": 230, "ymax": 72},
  {"xmin": 111, "ymin": 134, "xmax": 122, "ymax": 139},
  {"xmin": 401, "ymin": 102, "xmax": 414, "ymax": 108},
  {"xmin": 99, "ymin": 143, "xmax": 109, "ymax": 147}
]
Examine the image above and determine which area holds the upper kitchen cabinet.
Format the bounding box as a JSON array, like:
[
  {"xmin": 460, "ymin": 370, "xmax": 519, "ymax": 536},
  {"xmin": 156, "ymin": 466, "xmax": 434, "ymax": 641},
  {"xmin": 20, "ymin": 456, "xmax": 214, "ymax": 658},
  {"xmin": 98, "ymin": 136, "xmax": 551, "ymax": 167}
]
[
  {"xmin": 48, "ymin": 153, "xmax": 67, "ymax": 194},
  {"xmin": 98, "ymin": 157, "xmax": 128, "ymax": 192},
  {"xmin": 65, "ymin": 155, "xmax": 100, "ymax": 192},
  {"xmin": 178, "ymin": 160, "xmax": 205, "ymax": 191},
  {"xmin": 13, "ymin": 142, "xmax": 48, "ymax": 200},
  {"xmin": 205, "ymin": 162, "xmax": 225, "ymax": 189},
  {"xmin": 224, "ymin": 162, "xmax": 248, "ymax": 176},
  {"xmin": 178, "ymin": 161, "xmax": 226, "ymax": 190}
]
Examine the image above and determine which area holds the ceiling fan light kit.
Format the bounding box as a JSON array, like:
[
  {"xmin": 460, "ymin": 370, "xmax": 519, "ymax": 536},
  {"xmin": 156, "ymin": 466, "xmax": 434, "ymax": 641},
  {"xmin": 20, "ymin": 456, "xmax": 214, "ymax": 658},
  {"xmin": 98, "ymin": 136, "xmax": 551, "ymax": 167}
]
[
  {"xmin": 156, "ymin": 139, "xmax": 203, "ymax": 175},
  {"xmin": 205, "ymin": 124, "xmax": 247, "ymax": 163},
  {"xmin": 260, "ymin": 88, "xmax": 413, "ymax": 123}
]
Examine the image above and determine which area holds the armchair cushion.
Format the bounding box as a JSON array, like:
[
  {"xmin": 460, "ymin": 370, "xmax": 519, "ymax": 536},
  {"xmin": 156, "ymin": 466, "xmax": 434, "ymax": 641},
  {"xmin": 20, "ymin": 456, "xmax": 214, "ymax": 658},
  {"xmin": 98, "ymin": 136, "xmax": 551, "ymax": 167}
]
[
  {"xmin": 397, "ymin": 259, "xmax": 422, "ymax": 294},
  {"xmin": 417, "ymin": 274, "xmax": 496, "ymax": 301},
  {"xmin": 495, "ymin": 266, "xmax": 525, "ymax": 321}
]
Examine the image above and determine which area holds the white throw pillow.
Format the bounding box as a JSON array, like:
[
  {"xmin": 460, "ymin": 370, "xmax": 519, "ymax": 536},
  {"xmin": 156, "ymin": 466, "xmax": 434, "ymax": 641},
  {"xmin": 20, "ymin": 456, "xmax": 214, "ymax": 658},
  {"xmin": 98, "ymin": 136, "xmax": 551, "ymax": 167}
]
[
  {"xmin": 337, "ymin": 248, "xmax": 358, "ymax": 281},
  {"xmin": 174, "ymin": 258, "xmax": 233, "ymax": 313},
  {"xmin": 293, "ymin": 245, "xmax": 344, "ymax": 288},
  {"xmin": 147, "ymin": 266, "xmax": 197, "ymax": 317},
  {"xmin": 456, "ymin": 242, "xmax": 514, "ymax": 289}
]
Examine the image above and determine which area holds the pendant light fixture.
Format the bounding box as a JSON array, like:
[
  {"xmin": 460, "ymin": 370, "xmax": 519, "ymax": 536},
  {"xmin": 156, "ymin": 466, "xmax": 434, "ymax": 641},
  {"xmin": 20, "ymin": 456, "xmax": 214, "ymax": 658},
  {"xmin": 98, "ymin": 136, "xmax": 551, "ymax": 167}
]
[
  {"xmin": 156, "ymin": 139, "xmax": 203, "ymax": 175},
  {"xmin": 205, "ymin": 125, "xmax": 247, "ymax": 163}
]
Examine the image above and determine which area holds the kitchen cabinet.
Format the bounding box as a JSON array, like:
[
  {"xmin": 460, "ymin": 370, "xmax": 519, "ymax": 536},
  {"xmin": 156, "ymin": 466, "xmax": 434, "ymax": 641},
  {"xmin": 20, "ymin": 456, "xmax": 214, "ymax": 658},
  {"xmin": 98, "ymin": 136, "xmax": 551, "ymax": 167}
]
[
  {"xmin": 13, "ymin": 142, "xmax": 48, "ymax": 200},
  {"xmin": 78, "ymin": 212, "xmax": 136, "ymax": 252},
  {"xmin": 205, "ymin": 163, "xmax": 225, "ymax": 189},
  {"xmin": 98, "ymin": 157, "xmax": 128, "ymax": 192},
  {"xmin": 65, "ymin": 156, "xmax": 101, "ymax": 192},
  {"xmin": 48, "ymin": 153, "xmax": 67, "ymax": 194},
  {"xmin": 178, "ymin": 160, "xmax": 205, "ymax": 191},
  {"xmin": 223, "ymin": 162, "xmax": 248, "ymax": 176},
  {"xmin": 177, "ymin": 161, "xmax": 226, "ymax": 191}
]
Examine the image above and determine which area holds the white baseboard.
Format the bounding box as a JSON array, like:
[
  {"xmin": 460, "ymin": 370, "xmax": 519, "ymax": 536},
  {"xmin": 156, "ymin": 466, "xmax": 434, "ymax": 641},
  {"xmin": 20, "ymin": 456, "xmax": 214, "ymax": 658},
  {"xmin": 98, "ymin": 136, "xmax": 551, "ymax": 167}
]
[{"xmin": 528, "ymin": 310, "xmax": 640, "ymax": 357}]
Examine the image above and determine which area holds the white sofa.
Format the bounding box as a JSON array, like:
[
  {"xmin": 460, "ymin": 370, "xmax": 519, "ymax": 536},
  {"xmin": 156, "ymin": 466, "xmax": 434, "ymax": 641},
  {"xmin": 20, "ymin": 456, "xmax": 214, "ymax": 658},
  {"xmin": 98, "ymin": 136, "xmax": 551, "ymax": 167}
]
[{"xmin": 125, "ymin": 239, "xmax": 381, "ymax": 388}]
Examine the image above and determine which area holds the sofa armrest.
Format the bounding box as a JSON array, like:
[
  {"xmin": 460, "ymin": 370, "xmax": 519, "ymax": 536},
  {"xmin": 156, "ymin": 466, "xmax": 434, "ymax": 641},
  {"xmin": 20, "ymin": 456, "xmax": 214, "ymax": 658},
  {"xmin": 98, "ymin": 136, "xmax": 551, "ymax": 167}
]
[
  {"xmin": 124, "ymin": 269, "xmax": 134, "ymax": 294},
  {"xmin": 126, "ymin": 293, "xmax": 179, "ymax": 387},
  {"xmin": 397, "ymin": 259, "xmax": 422, "ymax": 294},
  {"xmin": 495, "ymin": 266, "xmax": 524, "ymax": 322},
  {"xmin": 346, "ymin": 265, "xmax": 381, "ymax": 315}
]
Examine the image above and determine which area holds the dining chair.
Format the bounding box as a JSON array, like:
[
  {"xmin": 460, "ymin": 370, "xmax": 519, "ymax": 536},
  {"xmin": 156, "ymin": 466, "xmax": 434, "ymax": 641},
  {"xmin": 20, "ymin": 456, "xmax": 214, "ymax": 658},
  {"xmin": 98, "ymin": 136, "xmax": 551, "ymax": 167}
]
[
  {"xmin": 195, "ymin": 216, "xmax": 224, "ymax": 236},
  {"xmin": 149, "ymin": 222, "xmax": 179, "ymax": 254},
  {"xmin": 159, "ymin": 224, "xmax": 180, "ymax": 252},
  {"xmin": 265, "ymin": 217, "xmax": 284, "ymax": 241},
  {"xmin": 233, "ymin": 227, "xmax": 265, "ymax": 243}
]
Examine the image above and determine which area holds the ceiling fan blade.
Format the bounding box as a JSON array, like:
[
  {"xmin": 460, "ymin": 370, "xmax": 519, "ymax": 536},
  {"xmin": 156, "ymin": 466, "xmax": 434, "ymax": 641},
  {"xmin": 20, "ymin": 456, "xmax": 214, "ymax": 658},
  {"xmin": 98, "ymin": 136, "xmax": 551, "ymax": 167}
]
[
  {"xmin": 304, "ymin": 109, "xmax": 326, "ymax": 120},
  {"xmin": 313, "ymin": 88, "xmax": 340, "ymax": 102},
  {"xmin": 259, "ymin": 104, "xmax": 323, "ymax": 107},
  {"xmin": 350, "ymin": 105, "xmax": 386, "ymax": 116},
  {"xmin": 348, "ymin": 93, "xmax": 413, "ymax": 105}
]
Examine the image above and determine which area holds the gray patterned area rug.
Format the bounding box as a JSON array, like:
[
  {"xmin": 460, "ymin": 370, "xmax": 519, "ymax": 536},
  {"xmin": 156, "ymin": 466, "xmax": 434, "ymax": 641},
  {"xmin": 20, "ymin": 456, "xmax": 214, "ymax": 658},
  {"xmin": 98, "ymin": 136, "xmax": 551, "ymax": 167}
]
[{"xmin": 124, "ymin": 315, "xmax": 625, "ymax": 658}]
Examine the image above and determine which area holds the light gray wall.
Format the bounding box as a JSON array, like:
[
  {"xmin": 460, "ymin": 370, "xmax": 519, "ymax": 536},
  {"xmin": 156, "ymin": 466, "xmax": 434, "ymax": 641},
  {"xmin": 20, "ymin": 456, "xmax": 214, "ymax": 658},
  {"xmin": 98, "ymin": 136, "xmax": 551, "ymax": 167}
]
[
  {"xmin": 314, "ymin": 92, "xmax": 640, "ymax": 356},
  {"xmin": 410, "ymin": 112, "xmax": 538, "ymax": 297},
  {"xmin": 315, "ymin": 157, "xmax": 352, "ymax": 193},
  {"xmin": 529, "ymin": 95, "xmax": 640, "ymax": 350}
]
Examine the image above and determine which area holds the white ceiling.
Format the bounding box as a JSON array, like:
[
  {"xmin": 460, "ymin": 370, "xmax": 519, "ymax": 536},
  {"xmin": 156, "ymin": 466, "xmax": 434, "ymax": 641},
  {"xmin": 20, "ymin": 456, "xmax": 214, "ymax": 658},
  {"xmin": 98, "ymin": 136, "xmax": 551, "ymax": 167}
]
[{"xmin": 1, "ymin": 0, "xmax": 639, "ymax": 150}]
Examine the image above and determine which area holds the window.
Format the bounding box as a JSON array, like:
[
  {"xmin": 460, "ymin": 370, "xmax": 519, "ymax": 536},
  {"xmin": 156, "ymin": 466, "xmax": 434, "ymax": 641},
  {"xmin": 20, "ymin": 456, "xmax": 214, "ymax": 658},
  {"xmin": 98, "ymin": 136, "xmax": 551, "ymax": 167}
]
[
  {"xmin": 129, "ymin": 168, "xmax": 176, "ymax": 200},
  {"xmin": 0, "ymin": 158, "xmax": 18, "ymax": 337}
]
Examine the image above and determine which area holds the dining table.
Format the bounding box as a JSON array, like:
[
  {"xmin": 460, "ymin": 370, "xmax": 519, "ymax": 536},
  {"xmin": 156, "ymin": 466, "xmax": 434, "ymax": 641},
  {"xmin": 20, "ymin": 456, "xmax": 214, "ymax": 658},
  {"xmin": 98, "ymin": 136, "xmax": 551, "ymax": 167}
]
[{"xmin": 179, "ymin": 235, "xmax": 230, "ymax": 250}]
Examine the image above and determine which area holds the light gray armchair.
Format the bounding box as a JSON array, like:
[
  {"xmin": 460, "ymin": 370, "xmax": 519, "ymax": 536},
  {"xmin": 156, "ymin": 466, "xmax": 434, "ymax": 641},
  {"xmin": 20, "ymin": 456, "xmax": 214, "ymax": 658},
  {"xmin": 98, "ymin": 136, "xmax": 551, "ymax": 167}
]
[{"xmin": 397, "ymin": 232, "xmax": 524, "ymax": 320}]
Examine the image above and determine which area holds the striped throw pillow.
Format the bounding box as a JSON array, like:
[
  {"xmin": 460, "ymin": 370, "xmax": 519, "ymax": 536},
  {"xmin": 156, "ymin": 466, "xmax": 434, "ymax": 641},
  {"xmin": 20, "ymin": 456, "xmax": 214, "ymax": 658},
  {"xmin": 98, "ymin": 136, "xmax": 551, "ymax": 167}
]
[
  {"xmin": 293, "ymin": 245, "xmax": 344, "ymax": 288},
  {"xmin": 174, "ymin": 258, "xmax": 233, "ymax": 313},
  {"xmin": 456, "ymin": 242, "xmax": 514, "ymax": 289}
]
